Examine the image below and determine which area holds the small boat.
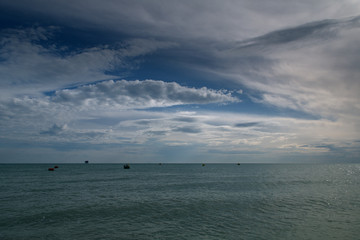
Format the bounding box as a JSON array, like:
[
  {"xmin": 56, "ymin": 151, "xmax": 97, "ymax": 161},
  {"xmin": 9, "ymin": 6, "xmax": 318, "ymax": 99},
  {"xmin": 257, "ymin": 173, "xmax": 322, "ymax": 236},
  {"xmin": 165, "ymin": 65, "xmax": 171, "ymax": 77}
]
[
  {"xmin": 54, "ymin": 165, "xmax": 59, "ymax": 168},
  {"xmin": 85, "ymin": 161, "xmax": 89, "ymax": 164},
  {"xmin": 123, "ymin": 164, "xmax": 130, "ymax": 169},
  {"xmin": 48, "ymin": 168, "xmax": 55, "ymax": 171}
]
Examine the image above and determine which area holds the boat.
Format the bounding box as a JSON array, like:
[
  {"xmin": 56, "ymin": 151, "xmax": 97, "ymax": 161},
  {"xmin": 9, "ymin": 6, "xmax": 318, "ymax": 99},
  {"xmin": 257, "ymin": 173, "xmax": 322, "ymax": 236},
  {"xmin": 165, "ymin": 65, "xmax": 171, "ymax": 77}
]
[
  {"xmin": 85, "ymin": 160, "xmax": 89, "ymax": 164},
  {"xmin": 123, "ymin": 164, "xmax": 130, "ymax": 169}
]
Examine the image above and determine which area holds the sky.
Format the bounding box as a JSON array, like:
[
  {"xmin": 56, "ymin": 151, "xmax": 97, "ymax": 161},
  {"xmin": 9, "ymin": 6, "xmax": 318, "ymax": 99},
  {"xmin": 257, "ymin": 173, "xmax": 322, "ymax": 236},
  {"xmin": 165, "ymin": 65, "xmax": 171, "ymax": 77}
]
[{"xmin": 0, "ymin": 0, "xmax": 360, "ymax": 163}]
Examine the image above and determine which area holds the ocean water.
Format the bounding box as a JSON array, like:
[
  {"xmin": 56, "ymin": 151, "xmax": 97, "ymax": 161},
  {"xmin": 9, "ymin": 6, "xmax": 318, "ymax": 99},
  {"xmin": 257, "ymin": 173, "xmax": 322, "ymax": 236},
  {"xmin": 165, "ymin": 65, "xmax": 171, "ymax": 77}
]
[{"xmin": 1, "ymin": 163, "xmax": 359, "ymax": 240}]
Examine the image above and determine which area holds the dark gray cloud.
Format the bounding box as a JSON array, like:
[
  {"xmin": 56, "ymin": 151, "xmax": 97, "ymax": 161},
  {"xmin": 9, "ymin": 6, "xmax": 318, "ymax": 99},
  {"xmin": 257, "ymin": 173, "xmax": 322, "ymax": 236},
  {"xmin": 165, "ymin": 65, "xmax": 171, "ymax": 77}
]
[
  {"xmin": 2, "ymin": 0, "xmax": 358, "ymax": 41},
  {"xmin": 39, "ymin": 123, "xmax": 108, "ymax": 142},
  {"xmin": 172, "ymin": 117, "xmax": 197, "ymax": 123},
  {"xmin": 208, "ymin": 149, "xmax": 265, "ymax": 155},
  {"xmin": 314, "ymin": 144, "xmax": 337, "ymax": 151},
  {"xmin": 145, "ymin": 130, "xmax": 168, "ymax": 136},
  {"xmin": 234, "ymin": 122, "xmax": 260, "ymax": 128},
  {"xmin": 173, "ymin": 126, "xmax": 202, "ymax": 134},
  {"xmin": 40, "ymin": 124, "xmax": 67, "ymax": 135},
  {"xmin": 236, "ymin": 16, "xmax": 360, "ymax": 49}
]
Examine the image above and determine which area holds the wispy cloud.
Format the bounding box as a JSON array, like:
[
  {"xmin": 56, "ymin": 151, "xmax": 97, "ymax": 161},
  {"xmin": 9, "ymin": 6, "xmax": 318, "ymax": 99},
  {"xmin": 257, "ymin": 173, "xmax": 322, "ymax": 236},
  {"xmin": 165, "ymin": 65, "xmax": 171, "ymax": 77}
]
[
  {"xmin": 2, "ymin": 0, "xmax": 359, "ymax": 40},
  {"xmin": 195, "ymin": 15, "xmax": 360, "ymax": 122},
  {"xmin": 0, "ymin": 26, "xmax": 174, "ymax": 97},
  {"xmin": 0, "ymin": 1, "xmax": 359, "ymax": 162},
  {"xmin": 236, "ymin": 16, "xmax": 360, "ymax": 48}
]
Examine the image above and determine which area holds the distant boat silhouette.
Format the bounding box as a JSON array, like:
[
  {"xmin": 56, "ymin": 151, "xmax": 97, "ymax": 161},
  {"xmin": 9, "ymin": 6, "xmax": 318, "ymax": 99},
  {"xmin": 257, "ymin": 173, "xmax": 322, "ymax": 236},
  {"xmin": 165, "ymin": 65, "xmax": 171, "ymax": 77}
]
[
  {"xmin": 123, "ymin": 164, "xmax": 130, "ymax": 169},
  {"xmin": 85, "ymin": 161, "xmax": 89, "ymax": 164}
]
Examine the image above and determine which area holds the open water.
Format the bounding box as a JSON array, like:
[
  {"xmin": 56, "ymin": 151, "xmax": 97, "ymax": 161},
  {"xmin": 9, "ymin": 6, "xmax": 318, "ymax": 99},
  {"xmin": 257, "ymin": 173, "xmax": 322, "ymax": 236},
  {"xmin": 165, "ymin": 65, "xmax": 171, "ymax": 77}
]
[{"xmin": 0, "ymin": 163, "xmax": 359, "ymax": 240}]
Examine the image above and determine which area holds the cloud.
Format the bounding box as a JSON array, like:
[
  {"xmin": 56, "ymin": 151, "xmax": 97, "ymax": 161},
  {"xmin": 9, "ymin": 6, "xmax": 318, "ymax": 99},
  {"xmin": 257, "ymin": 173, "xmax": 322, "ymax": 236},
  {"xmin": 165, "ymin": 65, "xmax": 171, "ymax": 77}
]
[
  {"xmin": 1, "ymin": 1, "xmax": 360, "ymax": 162},
  {"xmin": 1, "ymin": 15, "xmax": 358, "ymax": 122},
  {"xmin": 192, "ymin": 15, "xmax": 360, "ymax": 123},
  {"xmin": 0, "ymin": 27, "xmax": 115, "ymax": 89},
  {"xmin": 52, "ymin": 79, "xmax": 239, "ymax": 108},
  {"xmin": 40, "ymin": 124, "xmax": 67, "ymax": 135},
  {"xmin": 236, "ymin": 16, "xmax": 360, "ymax": 48},
  {"xmin": 234, "ymin": 122, "xmax": 259, "ymax": 128},
  {"xmin": 208, "ymin": 149, "xmax": 265, "ymax": 155},
  {"xmin": 260, "ymin": 22, "xmax": 360, "ymax": 119},
  {"xmin": 1, "ymin": 91, "xmax": 358, "ymax": 162},
  {"xmin": 173, "ymin": 126, "xmax": 202, "ymax": 134},
  {"xmin": 0, "ymin": 26, "xmax": 175, "ymax": 97},
  {"xmin": 172, "ymin": 117, "xmax": 198, "ymax": 123},
  {"xmin": 2, "ymin": 0, "xmax": 359, "ymax": 41},
  {"xmin": 145, "ymin": 130, "xmax": 168, "ymax": 136}
]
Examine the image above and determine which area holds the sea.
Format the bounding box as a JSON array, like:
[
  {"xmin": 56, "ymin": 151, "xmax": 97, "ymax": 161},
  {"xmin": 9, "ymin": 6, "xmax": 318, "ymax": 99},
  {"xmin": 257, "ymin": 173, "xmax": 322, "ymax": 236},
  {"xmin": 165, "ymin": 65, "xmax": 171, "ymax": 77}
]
[{"xmin": 1, "ymin": 163, "xmax": 359, "ymax": 240}]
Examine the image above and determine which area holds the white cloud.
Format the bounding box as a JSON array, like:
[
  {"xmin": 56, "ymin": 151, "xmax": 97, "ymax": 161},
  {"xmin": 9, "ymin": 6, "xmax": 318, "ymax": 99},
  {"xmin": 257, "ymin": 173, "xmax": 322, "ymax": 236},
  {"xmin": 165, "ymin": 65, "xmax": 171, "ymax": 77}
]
[
  {"xmin": 258, "ymin": 24, "xmax": 360, "ymax": 120},
  {"xmin": 0, "ymin": 27, "xmax": 175, "ymax": 98},
  {"xmin": 52, "ymin": 79, "xmax": 239, "ymax": 108},
  {"xmin": 0, "ymin": 27, "xmax": 114, "ymax": 90},
  {"xmin": 0, "ymin": 89, "xmax": 358, "ymax": 162},
  {"xmin": 195, "ymin": 16, "xmax": 360, "ymax": 124},
  {"xmin": 0, "ymin": 79, "xmax": 239, "ymax": 148}
]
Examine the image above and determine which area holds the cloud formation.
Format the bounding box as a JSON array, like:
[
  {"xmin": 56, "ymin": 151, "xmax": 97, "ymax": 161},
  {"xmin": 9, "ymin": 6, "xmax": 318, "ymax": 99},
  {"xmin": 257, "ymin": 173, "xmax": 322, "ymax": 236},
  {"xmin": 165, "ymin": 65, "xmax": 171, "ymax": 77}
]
[
  {"xmin": 2, "ymin": 0, "xmax": 359, "ymax": 41},
  {"xmin": 40, "ymin": 124, "xmax": 67, "ymax": 135},
  {"xmin": 52, "ymin": 79, "xmax": 239, "ymax": 108},
  {"xmin": 235, "ymin": 122, "xmax": 260, "ymax": 128},
  {"xmin": 0, "ymin": 1, "xmax": 359, "ymax": 163},
  {"xmin": 0, "ymin": 26, "xmax": 174, "ymax": 97},
  {"xmin": 194, "ymin": 15, "xmax": 360, "ymax": 122}
]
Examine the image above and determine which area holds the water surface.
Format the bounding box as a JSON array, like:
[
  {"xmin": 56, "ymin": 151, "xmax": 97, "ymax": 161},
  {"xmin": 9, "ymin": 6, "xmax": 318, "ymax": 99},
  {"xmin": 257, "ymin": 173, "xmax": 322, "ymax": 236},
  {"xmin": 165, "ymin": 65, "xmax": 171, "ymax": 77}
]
[{"xmin": 1, "ymin": 163, "xmax": 359, "ymax": 239}]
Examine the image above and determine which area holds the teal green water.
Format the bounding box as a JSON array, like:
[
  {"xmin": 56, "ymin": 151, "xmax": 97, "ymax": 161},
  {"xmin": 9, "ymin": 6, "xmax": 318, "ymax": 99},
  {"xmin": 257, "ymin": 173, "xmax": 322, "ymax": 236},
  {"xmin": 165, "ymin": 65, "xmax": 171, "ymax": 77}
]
[{"xmin": 1, "ymin": 163, "xmax": 359, "ymax": 239}]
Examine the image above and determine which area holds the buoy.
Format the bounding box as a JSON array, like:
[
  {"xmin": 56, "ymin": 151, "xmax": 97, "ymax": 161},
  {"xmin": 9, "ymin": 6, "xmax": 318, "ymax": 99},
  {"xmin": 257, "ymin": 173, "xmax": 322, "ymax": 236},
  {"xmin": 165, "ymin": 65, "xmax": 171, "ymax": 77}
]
[
  {"xmin": 202, "ymin": 164, "xmax": 205, "ymax": 167},
  {"xmin": 48, "ymin": 168, "xmax": 55, "ymax": 171}
]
